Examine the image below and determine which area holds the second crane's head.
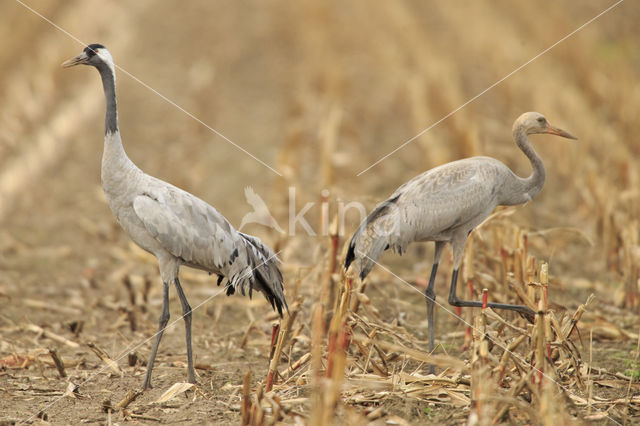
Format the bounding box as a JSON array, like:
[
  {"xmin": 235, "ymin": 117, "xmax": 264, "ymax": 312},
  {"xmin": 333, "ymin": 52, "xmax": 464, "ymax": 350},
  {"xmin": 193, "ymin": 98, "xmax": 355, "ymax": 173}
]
[
  {"xmin": 62, "ymin": 44, "xmax": 114, "ymax": 74},
  {"xmin": 515, "ymin": 112, "xmax": 577, "ymax": 140}
]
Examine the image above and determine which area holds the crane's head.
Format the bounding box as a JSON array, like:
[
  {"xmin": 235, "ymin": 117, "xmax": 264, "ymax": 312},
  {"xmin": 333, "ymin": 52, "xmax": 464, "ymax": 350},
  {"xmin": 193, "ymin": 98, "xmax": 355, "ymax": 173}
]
[
  {"xmin": 515, "ymin": 112, "xmax": 577, "ymax": 140},
  {"xmin": 62, "ymin": 44, "xmax": 115, "ymax": 73}
]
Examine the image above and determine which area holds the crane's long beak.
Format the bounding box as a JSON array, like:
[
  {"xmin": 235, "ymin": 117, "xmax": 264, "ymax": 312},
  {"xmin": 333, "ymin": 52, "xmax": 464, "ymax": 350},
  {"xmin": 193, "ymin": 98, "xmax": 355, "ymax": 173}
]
[
  {"xmin": 546, "ymin": 123, "xmax": 577, "ymax": 140},
  {"xmin": 61, "ymin": 51, "xmax": 89, "ymax": 68}
]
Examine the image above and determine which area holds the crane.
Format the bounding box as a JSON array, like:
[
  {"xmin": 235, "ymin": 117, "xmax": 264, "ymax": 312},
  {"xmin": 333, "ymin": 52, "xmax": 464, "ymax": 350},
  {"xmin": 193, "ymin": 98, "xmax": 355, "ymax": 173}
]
[
  {"xmin": 344, "ymin": 112, "xmax": 576, "ymax": 367},
  {"xmin": 63, "ymin": 44, "xmax": 288, "ymax": 389}
]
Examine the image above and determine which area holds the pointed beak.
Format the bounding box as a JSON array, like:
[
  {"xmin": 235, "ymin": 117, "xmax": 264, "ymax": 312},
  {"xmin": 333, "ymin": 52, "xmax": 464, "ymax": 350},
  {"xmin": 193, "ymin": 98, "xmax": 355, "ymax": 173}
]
[
  {"xmin": 61, "ymin": 51, "xmax": 89, "ymax": 68},
  {"xmin": 546, "ymin": 123, "xmax": 577, "ymax": 140}
]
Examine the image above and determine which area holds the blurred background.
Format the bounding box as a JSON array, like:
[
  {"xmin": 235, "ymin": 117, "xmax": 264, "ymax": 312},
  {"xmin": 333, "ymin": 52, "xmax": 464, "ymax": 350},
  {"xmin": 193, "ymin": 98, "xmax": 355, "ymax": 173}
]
[
  {"xmin": 0, "ymin": 0, "xmax": 638, "ymax": 423},
  {"xmin": 1, "ymin": 0, "xmax": 637, "ymax": 269}
]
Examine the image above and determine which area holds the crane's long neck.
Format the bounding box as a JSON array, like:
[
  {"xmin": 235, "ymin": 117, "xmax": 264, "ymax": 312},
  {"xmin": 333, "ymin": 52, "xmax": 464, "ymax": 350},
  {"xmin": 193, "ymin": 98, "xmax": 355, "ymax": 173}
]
[
  {"xmin": 96, "ymin": 62, "xmax": 137, "ymax": 196},
  {"xmin": 503, "ymin": 128, "xmax": 546, "ymax": 205},
  {"xmin": 98, "ymin": 62, "xmax": 119, "ymax": 135}
]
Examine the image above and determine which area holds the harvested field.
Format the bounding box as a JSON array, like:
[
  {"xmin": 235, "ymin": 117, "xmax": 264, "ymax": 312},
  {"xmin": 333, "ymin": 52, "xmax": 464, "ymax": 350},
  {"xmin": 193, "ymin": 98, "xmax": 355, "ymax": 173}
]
[{"xmin": 1, "ymin": 1, "xmax": 639, "ymax": 424}]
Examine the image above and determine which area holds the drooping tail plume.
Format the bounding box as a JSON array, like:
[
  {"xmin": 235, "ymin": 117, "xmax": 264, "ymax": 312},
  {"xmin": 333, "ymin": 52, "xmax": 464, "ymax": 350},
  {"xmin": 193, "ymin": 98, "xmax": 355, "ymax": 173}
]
[{"xmin": 238, "ymin": 232, "xmax": 287, "ymax": 316}]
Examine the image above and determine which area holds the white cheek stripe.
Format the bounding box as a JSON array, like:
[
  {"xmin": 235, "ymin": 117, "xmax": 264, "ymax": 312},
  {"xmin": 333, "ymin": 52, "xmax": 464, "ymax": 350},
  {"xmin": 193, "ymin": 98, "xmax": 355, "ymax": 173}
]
[{"xmin": 96, "ymin": 49, "xmax": 116, "ymax": 80}]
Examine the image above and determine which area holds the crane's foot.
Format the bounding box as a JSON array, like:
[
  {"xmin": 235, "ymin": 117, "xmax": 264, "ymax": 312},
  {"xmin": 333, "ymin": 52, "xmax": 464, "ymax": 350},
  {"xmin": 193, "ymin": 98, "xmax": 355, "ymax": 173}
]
[
  {"xmin": 449, "ymin": 296, "xmax": 536, "ymax": 324},
  {"xmin": 142, "ymin": 366, "xmax": 155, "ymax": 390},
  {"xmin": 518, "ymin": 309, "xmax": 536, "ymax": 324},
  {"xmin": 187, "ymin": 373, "xmax": 199, "ymax": 387}
]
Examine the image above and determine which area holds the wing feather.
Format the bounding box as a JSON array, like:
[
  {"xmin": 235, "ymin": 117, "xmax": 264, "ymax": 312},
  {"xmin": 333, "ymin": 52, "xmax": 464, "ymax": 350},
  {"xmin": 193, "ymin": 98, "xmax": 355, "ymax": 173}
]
[
  {"xmin": 131, "ymin": 184, "xmax": 287, "ymax": 315},
  {"xmin": 132, "ymin": 189, "xmax": 238, "ymax": 274},
  {"xmin": 390, "ymin": 157, "xmax": 501, "ymax": 242},
  {"xmin": 345, "ymin": 157, "xmax": 505, "ymax": 280}
]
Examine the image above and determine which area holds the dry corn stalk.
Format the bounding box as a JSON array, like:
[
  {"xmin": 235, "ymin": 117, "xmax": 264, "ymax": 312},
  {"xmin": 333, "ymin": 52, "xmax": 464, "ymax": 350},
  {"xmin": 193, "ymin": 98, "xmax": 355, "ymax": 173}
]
[{"xmin": 266, "ymin": 298, "xmax": 302, "ymax": 391}]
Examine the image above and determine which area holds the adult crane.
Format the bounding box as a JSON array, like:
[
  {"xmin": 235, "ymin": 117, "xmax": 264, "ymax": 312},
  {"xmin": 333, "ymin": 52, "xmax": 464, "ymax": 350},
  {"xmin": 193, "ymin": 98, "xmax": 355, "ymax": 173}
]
[
  {"xmin": 345, "ymin": 112, "xmax": 576, "ymax": 364},
  {"xmin": 63, "ymin": 44, "xmax": 287, "ymax": 389}
]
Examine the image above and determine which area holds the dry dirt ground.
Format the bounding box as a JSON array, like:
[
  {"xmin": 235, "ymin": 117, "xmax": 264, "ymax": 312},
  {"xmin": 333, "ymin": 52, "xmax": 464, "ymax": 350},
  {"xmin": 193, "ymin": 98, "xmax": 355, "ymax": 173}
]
[{"xmin": 1, "ymin": 1, "xmax": 639, "ymax": 424}]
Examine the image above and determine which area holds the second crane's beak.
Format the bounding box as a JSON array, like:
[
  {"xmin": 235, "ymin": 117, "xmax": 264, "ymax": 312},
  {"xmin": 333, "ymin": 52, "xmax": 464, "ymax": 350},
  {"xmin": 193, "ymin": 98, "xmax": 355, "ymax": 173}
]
[
  {"xmin": 545, "ymin": 123, "xmax": 577, "ymax": 140},
  {"xmin": 61, "ymin": 51, "xmax": 89, "ymax": 68}
]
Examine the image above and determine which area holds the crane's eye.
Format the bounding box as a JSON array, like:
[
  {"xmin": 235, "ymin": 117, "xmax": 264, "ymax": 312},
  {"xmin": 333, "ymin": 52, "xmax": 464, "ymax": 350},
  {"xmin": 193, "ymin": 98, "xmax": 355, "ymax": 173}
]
[{"xmin": 537, "ymin": 117, "xmax": 545, "ymax": 124}]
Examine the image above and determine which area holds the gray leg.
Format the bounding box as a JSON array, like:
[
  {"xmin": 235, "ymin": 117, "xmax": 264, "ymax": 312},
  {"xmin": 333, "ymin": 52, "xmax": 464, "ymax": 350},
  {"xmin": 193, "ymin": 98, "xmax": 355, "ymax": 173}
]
[
  {"xmin": 143, "ymin": 281, "xmax": 170, "ymax": 390},
  {"xmin": 447, "ymin": 231, "xmax": 535, "ymax": 322},
  {"xmin": 425, "ymin": 241, "xmax": 445, "ymax": 374},
  {"xmin": 174, "ymin": 278, "xmax": 196, "ymax": 384},
  {"xmin": 425, "ymin": 262, "xmax": 439, "ymax": 374},
  {"xmin": 447, "ymin": 269, "xmax": 535, "ymax": 321}
]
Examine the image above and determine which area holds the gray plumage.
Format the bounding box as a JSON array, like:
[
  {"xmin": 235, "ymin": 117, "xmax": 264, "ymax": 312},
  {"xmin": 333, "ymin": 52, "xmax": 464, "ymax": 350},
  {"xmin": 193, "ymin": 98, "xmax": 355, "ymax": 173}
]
[
  {"xmin": 345, "ymin": 112, "xmax": 576, "ymax": 370},
  {"xmin": 63, "ymin": 44, "xmax": 287, "ymax": 389}
]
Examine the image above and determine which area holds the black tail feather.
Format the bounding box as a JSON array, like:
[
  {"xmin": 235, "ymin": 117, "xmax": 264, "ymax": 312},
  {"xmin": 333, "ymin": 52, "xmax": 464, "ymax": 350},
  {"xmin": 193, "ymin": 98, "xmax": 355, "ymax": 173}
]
[
  {"xmin": 344, "ymin": 239, "xmax": 356, "ymax": 272},
  {"xmin": 238, "ymin": 232, "xmax": 288, "ymax": 317},
  {"xmin": 255, "ymin": 268, "xmax": 286, "ymax": 317}
]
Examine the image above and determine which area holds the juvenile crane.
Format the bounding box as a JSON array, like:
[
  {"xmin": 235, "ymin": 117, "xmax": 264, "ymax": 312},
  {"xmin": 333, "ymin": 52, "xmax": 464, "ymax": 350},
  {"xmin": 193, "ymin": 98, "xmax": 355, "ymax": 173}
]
[
  {"xmin": 345, "ymin": 112, "xmax": 576, "ymax": 363},
  {"xmin": 63, "ymin": 44, "xmax": 287, "ymax": 389}
]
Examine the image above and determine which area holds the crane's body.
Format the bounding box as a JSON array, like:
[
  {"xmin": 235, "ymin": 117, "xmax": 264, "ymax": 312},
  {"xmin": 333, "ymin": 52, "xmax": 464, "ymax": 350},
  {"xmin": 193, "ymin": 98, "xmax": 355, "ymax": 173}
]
[
  {"xmin": 349, "ymin": 155, "xmax": 539, "ymax": 279},
  {"xmin": 345, "ymin": 112, "xmax": 576, "ymax": 369},
  {"xmin": 103, "ymin": 147, "xmax": 280, "ymax": 296},
  {"xmin": 64, "ymin": 44, "xmax": 287, "ymax": 389}
]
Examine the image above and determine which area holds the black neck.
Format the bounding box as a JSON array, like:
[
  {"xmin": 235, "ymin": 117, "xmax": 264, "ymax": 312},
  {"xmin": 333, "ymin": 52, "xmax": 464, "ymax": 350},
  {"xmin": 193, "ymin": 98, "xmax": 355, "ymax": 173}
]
[{"xmin": 97, "ymin": 63, "xmax": 118, "ymax": 135}]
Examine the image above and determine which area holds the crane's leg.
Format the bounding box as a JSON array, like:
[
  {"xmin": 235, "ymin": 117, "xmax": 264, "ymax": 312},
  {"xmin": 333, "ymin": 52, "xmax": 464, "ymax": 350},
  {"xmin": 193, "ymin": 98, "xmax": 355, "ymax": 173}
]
[
  {"xmin": 446, "ymin": 231, "xmax": 535, "ymax": 323},
  {"xmin": 425, "ymin": 241, "xmax": 445, "ymax": 374},
  {"xmin": 143, "ymin": 281, "xmax": 170, "ymax": 390},
  {"xmin": 447, "ymin": 270, "xmax": 535, "ymax": 320},
  {"xmin": 174, "ymin": 278, "xmax": 197, "ymax": 385}
]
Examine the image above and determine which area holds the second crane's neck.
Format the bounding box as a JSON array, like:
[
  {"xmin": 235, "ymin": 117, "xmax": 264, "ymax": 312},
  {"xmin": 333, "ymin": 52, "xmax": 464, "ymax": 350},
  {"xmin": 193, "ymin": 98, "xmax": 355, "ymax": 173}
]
[{"xmin": 508, "ymin": 128, "xmax": 546, "ymax": 204}]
